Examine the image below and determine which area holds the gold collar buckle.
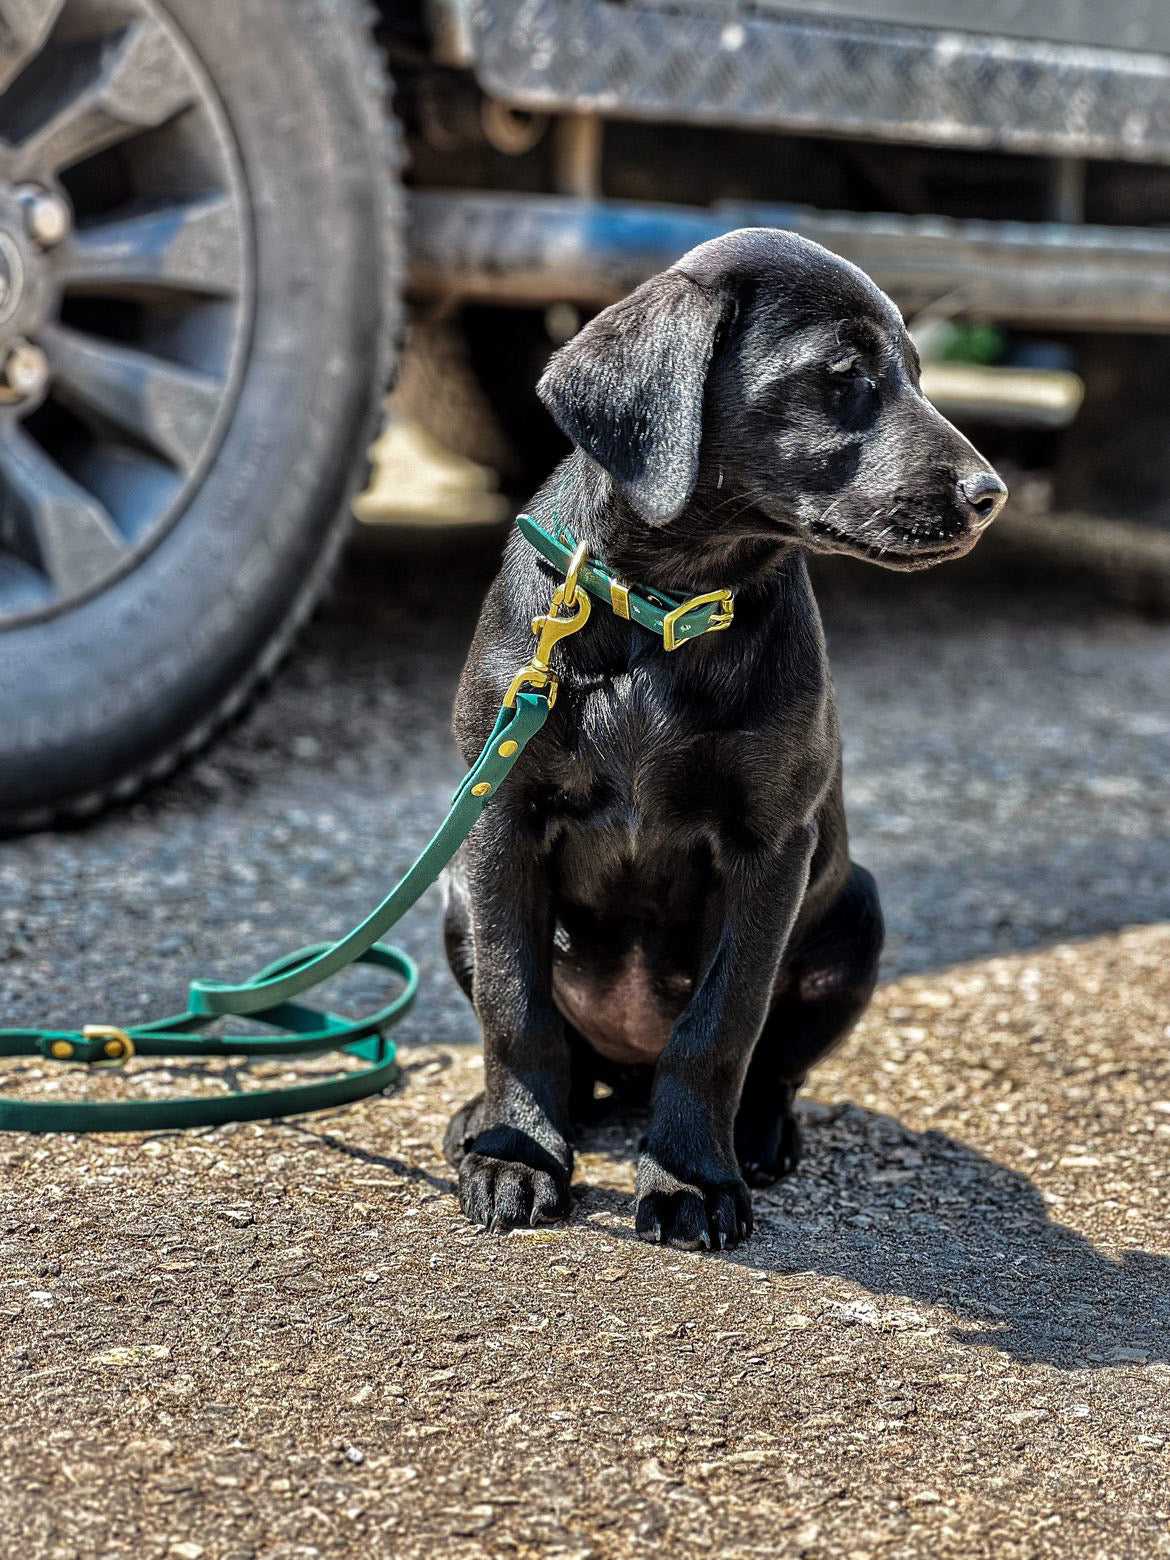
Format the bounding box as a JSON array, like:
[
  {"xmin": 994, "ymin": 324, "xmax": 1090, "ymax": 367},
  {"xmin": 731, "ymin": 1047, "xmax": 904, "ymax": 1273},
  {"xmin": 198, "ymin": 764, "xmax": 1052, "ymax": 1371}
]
[{"xmin": 662, "ymin": 589, "xmax": 735, "ymax": 652}]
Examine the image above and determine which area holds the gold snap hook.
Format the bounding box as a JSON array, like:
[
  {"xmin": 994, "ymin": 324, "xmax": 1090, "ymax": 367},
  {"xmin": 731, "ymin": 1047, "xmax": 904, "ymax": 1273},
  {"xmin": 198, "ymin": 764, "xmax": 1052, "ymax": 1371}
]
[
  {"xmin": 529, "ymin": 584, "xmax": 591, "ymax": 669},
  {"xmin": 504, "ymin": 539, "xmax": 594, "ymax": 708}
]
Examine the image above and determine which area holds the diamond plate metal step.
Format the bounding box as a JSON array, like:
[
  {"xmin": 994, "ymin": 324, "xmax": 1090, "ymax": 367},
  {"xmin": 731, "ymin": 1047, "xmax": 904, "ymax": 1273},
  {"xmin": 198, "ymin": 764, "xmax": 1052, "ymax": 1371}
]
[{"xmin": 469, "ymin": 1, "xmax": 1170, "ymax": 163}]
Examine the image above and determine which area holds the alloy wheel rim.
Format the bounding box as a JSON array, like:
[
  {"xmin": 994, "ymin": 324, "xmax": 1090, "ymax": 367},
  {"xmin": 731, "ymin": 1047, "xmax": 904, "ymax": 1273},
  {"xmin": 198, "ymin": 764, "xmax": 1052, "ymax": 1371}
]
[{"xmin": 0, "ymin": 0, "xmax": 251, "ymax": 628}]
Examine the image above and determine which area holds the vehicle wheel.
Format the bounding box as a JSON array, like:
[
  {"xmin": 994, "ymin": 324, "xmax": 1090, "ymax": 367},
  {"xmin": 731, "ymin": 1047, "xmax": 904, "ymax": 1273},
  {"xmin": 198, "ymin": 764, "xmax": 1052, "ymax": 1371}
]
[{"xmin": 0, "ymin": 0, "xmax": 403, "ymax": 831}]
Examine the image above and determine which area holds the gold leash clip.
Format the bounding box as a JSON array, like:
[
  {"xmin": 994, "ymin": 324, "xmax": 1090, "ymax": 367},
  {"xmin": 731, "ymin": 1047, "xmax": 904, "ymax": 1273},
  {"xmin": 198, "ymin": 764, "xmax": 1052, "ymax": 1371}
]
[{"xmin": 504, "ymin": 541, "xmax": 592, "ymax": 708}]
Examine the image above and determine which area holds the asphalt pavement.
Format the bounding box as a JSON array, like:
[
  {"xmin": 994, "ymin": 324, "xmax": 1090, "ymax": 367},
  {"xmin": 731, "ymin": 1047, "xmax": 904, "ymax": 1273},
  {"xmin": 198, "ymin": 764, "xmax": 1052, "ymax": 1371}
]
[{"xmin": 1, "ymin": 524, "xmax": 1169, "ymax": 1558}]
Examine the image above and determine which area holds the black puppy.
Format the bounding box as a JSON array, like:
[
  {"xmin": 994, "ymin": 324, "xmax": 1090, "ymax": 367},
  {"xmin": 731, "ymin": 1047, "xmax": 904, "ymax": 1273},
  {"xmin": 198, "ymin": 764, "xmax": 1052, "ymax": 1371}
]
[{"xmin": 442, "ymin": 227, "xmax": 1006, "ymax": 1248}]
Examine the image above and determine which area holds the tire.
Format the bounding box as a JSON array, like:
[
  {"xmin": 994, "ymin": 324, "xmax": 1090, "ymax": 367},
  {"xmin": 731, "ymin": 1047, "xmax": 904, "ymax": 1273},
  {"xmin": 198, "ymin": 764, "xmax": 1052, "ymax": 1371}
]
[{"xmin": 0, "ymin": 0, "xmax": 403, "ymax": 832}]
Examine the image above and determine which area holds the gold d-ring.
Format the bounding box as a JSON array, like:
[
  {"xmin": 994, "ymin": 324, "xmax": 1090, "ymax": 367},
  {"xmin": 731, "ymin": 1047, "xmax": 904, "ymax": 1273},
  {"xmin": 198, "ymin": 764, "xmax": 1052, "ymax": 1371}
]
[
  {"xmin": 561, "ymin": 539, "xmax": 589, "ymax": 609},
  {"xmin": 82, "ymin": 1024, "xmax": 136, "ymax": 1066}
]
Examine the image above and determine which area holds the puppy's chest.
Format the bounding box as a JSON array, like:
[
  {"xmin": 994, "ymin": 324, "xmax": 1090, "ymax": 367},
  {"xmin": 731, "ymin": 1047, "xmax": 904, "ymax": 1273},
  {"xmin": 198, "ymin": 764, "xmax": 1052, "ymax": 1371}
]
[{"xmin": 545, "ymin": 671, "xmax": 754, "ymax": 845}]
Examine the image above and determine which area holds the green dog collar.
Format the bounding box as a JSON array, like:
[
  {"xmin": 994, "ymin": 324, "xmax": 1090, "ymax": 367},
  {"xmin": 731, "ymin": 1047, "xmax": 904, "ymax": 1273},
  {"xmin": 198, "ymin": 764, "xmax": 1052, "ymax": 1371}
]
[{"xmin": 515, "ymin": 513, "xmax": 734, "ymax": 651}]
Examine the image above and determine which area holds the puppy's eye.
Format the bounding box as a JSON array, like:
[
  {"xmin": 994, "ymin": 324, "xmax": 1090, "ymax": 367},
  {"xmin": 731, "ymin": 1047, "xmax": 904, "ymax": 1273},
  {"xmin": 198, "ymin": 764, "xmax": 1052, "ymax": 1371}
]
[
  {"xmin": 827, "ymin": 354, "xmax": 874, "ymax": 390},
  {"xmin": 826, "ymin": 355, "xmax": 879, "ymax": 425}
]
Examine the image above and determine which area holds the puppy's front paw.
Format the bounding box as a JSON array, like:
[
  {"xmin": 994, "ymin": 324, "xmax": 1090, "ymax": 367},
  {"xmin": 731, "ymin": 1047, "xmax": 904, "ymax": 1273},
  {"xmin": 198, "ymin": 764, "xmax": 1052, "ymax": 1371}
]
[
  {"xmin": 634, "ymin": 1155, "xmax": 753, "ymax": 1250},
  {"xmin": 459, "ymin": 1151, "xmax": 570, "ymax": 1231},
  {"xmin": 455, "ymin": 1123, "xmax": 572, "ymax": 1232}
]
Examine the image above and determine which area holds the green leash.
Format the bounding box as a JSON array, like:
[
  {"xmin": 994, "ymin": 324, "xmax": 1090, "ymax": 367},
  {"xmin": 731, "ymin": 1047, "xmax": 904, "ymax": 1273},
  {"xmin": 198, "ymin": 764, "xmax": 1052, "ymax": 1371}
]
[{"xmin": 0, "ymin": 516, "xmax": 734, "ymax": 1134}]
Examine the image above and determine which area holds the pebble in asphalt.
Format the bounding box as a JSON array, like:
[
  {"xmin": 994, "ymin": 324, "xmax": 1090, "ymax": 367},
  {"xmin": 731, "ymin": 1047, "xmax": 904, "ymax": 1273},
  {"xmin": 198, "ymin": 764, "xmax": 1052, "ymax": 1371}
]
[{"xmin": 1, "ymin": 524, "xmax": 1168, "ymax": 1558}]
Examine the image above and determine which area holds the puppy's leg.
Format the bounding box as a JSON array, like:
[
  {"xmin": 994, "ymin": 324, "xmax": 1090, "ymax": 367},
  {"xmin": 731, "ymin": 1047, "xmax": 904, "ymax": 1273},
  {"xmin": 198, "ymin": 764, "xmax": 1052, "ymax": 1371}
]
[
  {"xmin": 447, "ymin": 812, "xmax": 574, "ymax": 1231},
  {"xmin": 443, "ymin": 1027, "xmax": 601, "ymax": 1162},
  {"xmin": 441, "ymin": 859, "xmax": 476, "ymax": 1004},
  {"xmin": 440, "ymin": 858, "xmax": 495, "ymax": 1167},
  {"xmin": 636, "ymin": 825, "xmax": 819, "ymax": 1250},
  {"xmin": 443, "ymin": 855, "xmax": 597, "ymax": 1147},
  {"xmin": 735, "ymin": 863, "xmax": 884, "ymax": 1185}
]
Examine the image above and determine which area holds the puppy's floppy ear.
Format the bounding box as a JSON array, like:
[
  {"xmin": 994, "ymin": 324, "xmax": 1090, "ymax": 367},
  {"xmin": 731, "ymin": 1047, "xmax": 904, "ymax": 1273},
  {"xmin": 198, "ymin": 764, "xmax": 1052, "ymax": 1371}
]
[{"xmin": 537, "ymin": 270, "xmax": 729, "ymax": 526}]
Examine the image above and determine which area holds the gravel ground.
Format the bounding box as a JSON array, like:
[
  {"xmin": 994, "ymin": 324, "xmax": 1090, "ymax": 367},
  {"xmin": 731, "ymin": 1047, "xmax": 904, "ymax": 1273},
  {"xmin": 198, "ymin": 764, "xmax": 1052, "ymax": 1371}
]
[{"xmin": 1, "ymin": 525, "xmax": 1169, "ymax": 1559}]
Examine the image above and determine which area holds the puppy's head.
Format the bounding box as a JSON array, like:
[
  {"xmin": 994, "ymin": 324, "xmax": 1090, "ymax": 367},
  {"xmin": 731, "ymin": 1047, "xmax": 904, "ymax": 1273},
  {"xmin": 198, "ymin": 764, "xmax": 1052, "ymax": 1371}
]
[{"xmin": 538, "ymin": 227, "xmax": 1006, "ymax": 570}]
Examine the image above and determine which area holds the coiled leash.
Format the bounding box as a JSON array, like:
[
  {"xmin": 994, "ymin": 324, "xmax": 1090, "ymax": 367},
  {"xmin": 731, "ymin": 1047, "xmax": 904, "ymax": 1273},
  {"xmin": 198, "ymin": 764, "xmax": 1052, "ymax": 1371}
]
[{"xmin": 0, "ymin": 516, "xmax": 733, "ymax": 1134}]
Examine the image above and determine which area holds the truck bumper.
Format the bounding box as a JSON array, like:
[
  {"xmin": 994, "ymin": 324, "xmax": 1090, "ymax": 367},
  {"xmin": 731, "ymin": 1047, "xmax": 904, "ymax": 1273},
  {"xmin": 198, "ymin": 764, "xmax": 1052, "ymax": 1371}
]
[{"xmin": 408, "ymin": 190, "xmax": 1170, "ymax": 331}]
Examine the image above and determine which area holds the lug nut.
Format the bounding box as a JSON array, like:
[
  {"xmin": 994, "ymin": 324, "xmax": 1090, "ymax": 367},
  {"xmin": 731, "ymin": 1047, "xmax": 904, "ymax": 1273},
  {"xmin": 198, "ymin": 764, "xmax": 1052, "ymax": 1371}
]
[
  {"xmin": 19, "ymin": 186, "xmax": 70, "ymax": 247},
  {"xmin": 1, "ymin": 340, "xmax": 49, "ymax": 400}
]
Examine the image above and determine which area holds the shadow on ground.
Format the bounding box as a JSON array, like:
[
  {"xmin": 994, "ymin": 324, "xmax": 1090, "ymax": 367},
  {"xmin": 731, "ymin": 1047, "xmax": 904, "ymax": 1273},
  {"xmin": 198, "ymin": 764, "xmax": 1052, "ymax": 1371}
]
[
  {"xmin": 479, "ymin": 1094, "xmax": 1170, "ymax": 1373},
  {"xmin": 281, "ymin": 1049, "xmax": 1170, "ymax": 1378}
]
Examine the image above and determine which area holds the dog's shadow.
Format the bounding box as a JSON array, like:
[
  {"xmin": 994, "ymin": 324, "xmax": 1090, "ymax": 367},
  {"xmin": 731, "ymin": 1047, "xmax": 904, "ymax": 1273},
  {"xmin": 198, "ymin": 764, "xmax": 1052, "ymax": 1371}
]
[
  {"xmin": 291, "ymin": 1070, "xmax": 1169, "ymax": 1373},
  {"xmin": 574, "ymin": 1098, "xmax": 1170, "ymax": 1372}
]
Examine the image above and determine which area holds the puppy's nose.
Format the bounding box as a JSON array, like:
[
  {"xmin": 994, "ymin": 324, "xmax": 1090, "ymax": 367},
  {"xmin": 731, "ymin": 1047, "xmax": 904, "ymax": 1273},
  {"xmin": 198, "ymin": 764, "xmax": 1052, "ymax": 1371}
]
[{"xmin": 958, "ymin": 470, "xmax": 1008, "ymax": 525}]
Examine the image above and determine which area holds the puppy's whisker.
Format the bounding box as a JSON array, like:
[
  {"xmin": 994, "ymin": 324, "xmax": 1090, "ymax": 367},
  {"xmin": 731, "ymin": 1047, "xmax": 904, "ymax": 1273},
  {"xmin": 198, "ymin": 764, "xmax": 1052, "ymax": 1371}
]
[
  {"xmin": 815, "ymin": 492, "xmax": 848, "ymax": 531},
  {"xmin": 703, "ymin": 485, "xmax": 766, "ymax": 519}
]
